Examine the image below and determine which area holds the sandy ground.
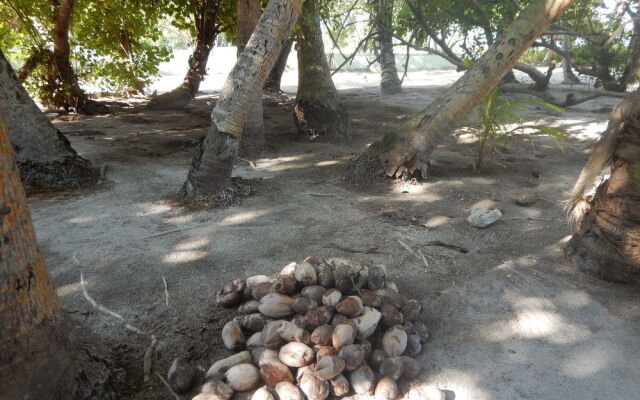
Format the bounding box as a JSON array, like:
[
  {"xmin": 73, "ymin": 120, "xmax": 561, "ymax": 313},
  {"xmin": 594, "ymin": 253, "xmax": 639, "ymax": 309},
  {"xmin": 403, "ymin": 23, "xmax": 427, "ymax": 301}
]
[{"xmin": 30, "ymin": 71, "xmax": 640, "ymax": 400}]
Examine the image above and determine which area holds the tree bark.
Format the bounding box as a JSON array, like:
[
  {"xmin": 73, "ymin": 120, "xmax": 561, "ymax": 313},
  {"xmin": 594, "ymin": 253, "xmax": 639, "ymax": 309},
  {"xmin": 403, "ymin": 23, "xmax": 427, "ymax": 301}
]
[
  {"xmin": 347, "ymin": 0, "xmax": 576, "ymax": 182},
  {"xmin": 561, "ymin": 34, "xmax": 581, "ymax": 84},
  {"xmin": 566, "ymin": 90, "xmax": 640, "ymax": 283},
  {"xmin": 0, "ymin": 115, "xmax": 113, "ymax": 399},
  {"xmin": 181, "ymin": 0, "xmax": 304, "ymax": 201},
  {"xmin": 294, "ymin": 0, "xmax": 349, "ymax": 140},
  {"xmin": 0, "ymin": 49, "xmax": 99, "ymax": 192},
  {"xmin": 237, "ymin": 0, "xmax": 266, "ymax": 155},
  {"xmin": 49, "ymin": 0, "xmax": 95, "ymax": 113},
  {"xmin": 264, "ymin": 39, "xmax": 293, "ymax": 92},
  {"xmin": 374, "ymin": 0, "xmax": 402, "ymax": 95},
  {"xmin": 147, "ymin": 0, "xmax": 221, "ymax": 110}
]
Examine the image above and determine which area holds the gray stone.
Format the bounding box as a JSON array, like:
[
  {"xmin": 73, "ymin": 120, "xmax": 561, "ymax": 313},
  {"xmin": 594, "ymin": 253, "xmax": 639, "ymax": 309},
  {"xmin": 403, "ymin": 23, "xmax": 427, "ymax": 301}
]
[
  {"xmin": 467, "ymin": 208, "xmax": 502, "ymax": 228},
  {"xmin": 514, "ymin": 192, "xmax": 537, "ymax": 206},
  {"xmin": 167, "ymin": 358, "xmax": 195, "ymax": 394}
]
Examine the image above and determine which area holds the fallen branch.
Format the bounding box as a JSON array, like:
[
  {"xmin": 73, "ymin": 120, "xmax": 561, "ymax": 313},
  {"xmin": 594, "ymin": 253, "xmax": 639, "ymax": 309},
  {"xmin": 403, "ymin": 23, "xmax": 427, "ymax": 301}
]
[
  {"xmin": 162, "ymin": 276, "xmax": 169, "ymax": 307},
  {"xmin": 499, "ymin": 84, "xmax": 607, "ymax": 107},
  {"xmin": 422, "ymin": 240, "xmax": 469, "ymax": 253},
  {"xmin": 143, "ymin": 336, "xmax": 158, "ymax": 383},
  {"xmin": 327, "ymin": 242, "xmax": 384, "ymax": 254}
]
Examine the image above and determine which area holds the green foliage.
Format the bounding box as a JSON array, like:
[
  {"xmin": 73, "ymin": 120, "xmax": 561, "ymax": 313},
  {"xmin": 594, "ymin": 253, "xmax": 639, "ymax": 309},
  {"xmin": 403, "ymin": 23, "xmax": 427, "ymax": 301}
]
[{"xmin": 472, "ymin": 88, "xmax": 566, "ymax": 173}]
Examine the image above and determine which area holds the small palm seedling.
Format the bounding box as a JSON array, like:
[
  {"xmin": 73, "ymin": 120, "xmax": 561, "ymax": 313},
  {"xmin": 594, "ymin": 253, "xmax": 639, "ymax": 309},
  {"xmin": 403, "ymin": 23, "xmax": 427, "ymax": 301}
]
[{"xmin": 472, "ymin": 88, "xmax": 566, "ymax": 173}]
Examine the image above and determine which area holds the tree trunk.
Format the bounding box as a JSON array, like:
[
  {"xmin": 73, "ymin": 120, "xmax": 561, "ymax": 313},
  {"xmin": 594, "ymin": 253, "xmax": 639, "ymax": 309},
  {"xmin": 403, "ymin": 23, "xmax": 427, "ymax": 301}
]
[
  {"xmin": 264, "ymin": 39, "xmax": 293, "ymax": 92},
  {"xmin": 181, "ymin": 0, "xmax": 303, "ymax": 201},
  {"xmin": 49, "ymin": 0, "xmax": 95, "ymax": 113},
  {"xmin": 374, "ymin": 0, "xmax": 402, "ymax": 95},
  {"xmin": 514, "ymin": 62, "xmax": 555, "ymax": 91},
  {"xmin": 147, "ymin": 0, "xmax": 220, "ymax": 110},
  {"xmin": 346, "ymin": 0, "xmax": 575, "ymax": 182},
  {"xmin": 566, "ymin": 90, "xmax": 640, "ymax": 283},
  {"xmin": 0, "ymin": 116, "xmax": 113, "ymax": 399},
  {"xmin": 561, "ymin": 34, "xmax": 581, "ymax": 84},
  {"xmin": 294, "ymin": 0, "xmax": 349, "ymax": 140},
  {"xmin": 237, "ymin": 0, "xmax": 266, "ymax": 155},
  {"xmin": 0, "ymin": 49, "xmax": 99, "ymax": 192}
]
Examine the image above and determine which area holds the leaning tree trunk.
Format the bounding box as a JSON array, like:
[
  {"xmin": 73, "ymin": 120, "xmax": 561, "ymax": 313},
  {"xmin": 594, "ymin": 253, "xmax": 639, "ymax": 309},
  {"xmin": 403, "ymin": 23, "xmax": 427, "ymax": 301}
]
[
  {"xmin": 374, "ymin": 0, "xmax": 402, "ymax": 94},
  {"xmin": 237, "ymin": 0, "xmax": 266, "ymax": 155},
  {"xmin": 264, "ymin": 39, "xmax": 293, "ymax": 92},
  {"xmin": 561, "ymin": 34, "xmax": 581, "ymax": 84},
  {"xmin": 566, "ymin": 90, "xmax": 640, "ymax": 283},
  {"xmin": 49, "ymin": 0, "xmax": 95, "ymax": 113},
  {"xmin": 0, "ymin": 116, "xmax": 113, "ymax": 399},
  {"xmin": 147, "ymin": 0, "xmax": 220, "ymax": 110},
  {"xmin": 181, "ymin": 0, "xmax": 303, "ymax": 200},
  {"xmin": 347, "ymin": 0, "xmax": 575, "ymax": 182},
  {"xmin": 294, "ymin": 0, "xmax": 349, "ymax": 140},
  {"xmin": 0, "ymin": 49, "xmax": 99, "ymax": 192}
]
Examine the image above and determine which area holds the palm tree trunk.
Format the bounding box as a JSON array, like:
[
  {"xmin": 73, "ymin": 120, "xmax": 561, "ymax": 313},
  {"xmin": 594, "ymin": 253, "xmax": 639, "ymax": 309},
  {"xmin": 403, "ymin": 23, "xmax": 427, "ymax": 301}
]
[
  {"xmin": 0, "ymin": 116, "xmax": 112, "ymax": 399},
  {"xmin": 566, "ymin": 90, "xmax": 640, "ymax": 283},
  {"xmin": 0, "ymin": 49, "xmax": 99, "ymax": 192},
  {"xmin": 181, "ymin": 0, "xmax": 303, "ymax": 200},
  {"xmin": 264, "ymin": 39, "xmax": 293, "ymax": 92},
  {"xmin": 374, "ymin": 0, "xmax": 402, "ymax": 95},
  {"xmin": 347, "ymin": 0, "xmax": 576, "ymax": 182},
  {"xmin": 237, "ymin": 0, "xmax": 266, "ymax": 155},
  {"xmin": 294, "ymin": 0, "xmax": 349, "ymax": 140},
  {"xmin": 147, "ymin": 0, "xmax": 220, "ymax": 110}
]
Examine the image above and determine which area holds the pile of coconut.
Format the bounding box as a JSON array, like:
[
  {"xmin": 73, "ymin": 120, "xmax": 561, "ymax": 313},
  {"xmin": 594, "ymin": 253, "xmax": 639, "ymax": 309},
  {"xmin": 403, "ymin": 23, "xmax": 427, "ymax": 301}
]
[{"xmin": 188, "ymin": 257, "xmax": 438, "ymax": 400}]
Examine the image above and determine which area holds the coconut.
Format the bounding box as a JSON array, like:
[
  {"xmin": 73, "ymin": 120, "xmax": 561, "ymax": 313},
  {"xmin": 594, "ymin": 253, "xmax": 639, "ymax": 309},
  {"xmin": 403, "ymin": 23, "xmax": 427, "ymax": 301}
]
[
  {"xmin": 379, "ymin": 356, "xmax": 404, "ymax": 380},
  {"xmin": 252, "ymin": 386, "xmax": 276, "ymax": 400},
  {"xmin": 246, "ymin": 332, "xmax": 264, "ymax": 350},
  {"xmin": 200, "ymin": 380, "xmax": 233, "ymax": 400},
  {"xmin": 368, "ymin": 266, "xmax": 387, "ymax": 291},
  {"xmin": 330, "ymin": 374, "xmax": 350, "ymax": 397},
  {"xmin": 292, "ymin": 297, "xmax": 318, "ymax": 315},
  {"xmin": 217, "ymin": 279, "xmax": 246, "ymax": 307},
  {"xmin": 330, "ymin": 313, "xmax": 348, "ymax": 328},
  {"xmin": 304, "ymin": 256, "xmax": 320, "ymax": 267},
  {"xmin": 401, "ymin": 300, "xmax": 422, "ymax": 321},
  {"xmin": 261, "ymin": 321, "xmax": 285, "ymax": 349},
  {"xmin": 316, "ymin": 264, "xmax": 335, "ymax": 289},
  {"xmin": 405, "ymin": 334, "xmax": 422, "ymax": 357},
  {"xmin": 206, "ymin": 351, "xmax": 253, "ymax": 380},
  {"xmin": 303, "ymin": 306, "xmax": 333, "ymax": 330},
  {"xmin": 275, "ymin": 275, "xmax": 297, "ymax": 295},
  {"xmin": 302, "ymin": 285, "xmax": 327, "ymax": 304},
  {"xmin": 369, "ymin": 349, "xmax": 387, "ymax": 371},
  {"xmin": 352, "ymin": 307, "xmax": 382, "ymax": 338},
  {"xmin": 357, "ymin": 339, "xmax": 372, "ymax": 360},
  {"xmin": 349, "ymin": 363, "xmax": 376, "ymax": 395},
  {"xmin": 297, "ymin": 365, "xmax": 330, "ymax": 400},
  {"xmin": 280, "ymin": 262, "xmax": 297, "ymax": 276},
  {"xmin": 332, "ymin": 322, "xmax": 357, "ymax": 350},
  {"xmin": 239, "ymin": 300, "xmax": 260, "ymax": 314},
  {"xmin": 380, "ymin": 303, "xmax": 404, "ymax": 327},
  {"xmin": 278, "ymin": 320, "xmax": 310, "ymax": 343},
  {"xmin": 311, "ymin": 324, "xmax": 334, "ymax": 346},
  {"xmin": 222, "ymin": 320, "xmax": 246, "ymax": 351},
  {"xmin": 361, "ymin": 289, "xmax": 382, "ymax": 308},
  {"xmin": 235, "ymin": 313, "xmax": 266, "ymax": 332},
  {"xmin": 314, "ymin": 345, "xmax": 338, "ymax": 361},
  {"xmin": 376, "ymin": 288, "xmax": 403, "ymax": 309},
  {"xmin": 274, "ymin": 381, "xmax": 305, "ymax": 400},
  {"xmin": 333, "ymin": 265, "xmax": 358, "ymax": 294},
  {"xmin": 400, "ymin": 356, "xmax": 421, "ymax": 379},
  {"xmin": 382, "ymin": 325, "xmax": 408, "ymax": 357},
  {"xmin": 314, "ymin": 355, "xmax": 346, "ymax": 380},
  {"xmin": 294, "ymin": 262, "xmax": 317, "ymax": 286},
  {"xmin": 338, "ymin": 344, "xmax": 365, "ymax": 371},
  {"xmin": 252, "ymin": 282, "xmax": 274, "ymax": 300},
  {"xmin": 258, "ymin": 293, "xmax": 293, "ymax": 318},
  {"xmin": 245, "ymin": 275, "xmax": 272, "ymax": 299},
  {"xmin": 322, "ymin": 289, "xmax": 342, "ymax": 308},
  {"xmin": 375, "ymin": 377, "xmax": 398, "ymax": 400},
  {"xmin": 413, "ymin": 320, "xmax": 430, "ymax": 343},
  {"xmin": 225, "ymin": 363, "xmax": 260, "ymax": 391},
  {"xmin": 258, "ymin": 349, "xmax": 295, "ymax": 386},
  {"xmin": 335, "ymin": 296, "xmax": 364, "ymax": 318},
  {"xmin": 279, "ymin": 342, "xmax": 315, "ymax": 367}
]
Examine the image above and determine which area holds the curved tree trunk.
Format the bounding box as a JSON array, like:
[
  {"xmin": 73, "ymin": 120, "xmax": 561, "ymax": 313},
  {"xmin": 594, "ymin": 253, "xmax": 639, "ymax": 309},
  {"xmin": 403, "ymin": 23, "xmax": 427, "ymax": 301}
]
[
  {"xmin": 294, "ymin": 0, "xmax": 349, "ymax": 140},
  {"xmin": 566, "ymin": 90, "xmax": 640, "ymax": 283},
  {"xmin": 347, "ymin": 0, "xmax": 575, "ymax": 182},
  {"xmin": 181, "ymin": 0, "xmax": 303, "ymax": 201},
  {"xmin": 49, "ymin": 0, "xmax": 95, "ymax": 113},
  {"xmin": 374, "ymin": 0, "xmax": 402, "ymax": 95},
  {"xmin": 147, "ymin": 0, "xmax": 220, "ymax": 110},
  {"xmin": 0, "ymin": 49, "xmax": 99, "ymax": 192},
  {"xmin": 0, "ymin": 116, "xmax": 113, "ymax": 399},
  {"xmin": 237, "ymin": 0, "xmax": 266, "ymax": 155},
  {"xmin": 264, "ymin": 39, "xmax": 293, "ymax": 92}
]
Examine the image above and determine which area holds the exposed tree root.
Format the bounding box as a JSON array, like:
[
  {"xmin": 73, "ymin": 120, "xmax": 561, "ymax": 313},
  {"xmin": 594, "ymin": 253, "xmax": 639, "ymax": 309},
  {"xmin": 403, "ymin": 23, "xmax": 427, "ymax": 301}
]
[
  {"xmin": 294, "ymin": 101, "xmax": 350, "ymax": 140},
  {"xmin": 179, "ymin": 177, "xmax": 254, "ymax": 208}
]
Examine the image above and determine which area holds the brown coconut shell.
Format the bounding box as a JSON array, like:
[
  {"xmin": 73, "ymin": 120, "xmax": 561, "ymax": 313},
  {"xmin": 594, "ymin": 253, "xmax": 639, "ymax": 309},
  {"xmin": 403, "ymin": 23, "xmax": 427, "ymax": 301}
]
[
  {"xmin": 338, "ymin": 344, "xmax": 365, "ymax": 371},
  {"xmin": 311, "ymin": 324, "xmax": 334, "ymax": 346},
  {"xmin": 217, "ymin": 279, "xmax": 246, "ymax": 307},
  {"xmin": 275, "ymin": 275, "xmax": 297, "ymax": 295},
  {"xmin": 292, "ymin": 297, "xmax": 319, "ymax": 315},
  {"xmin": 221, "ymin": 320, "xmax": 246, "ymax": 351},
  {"xmin": 278, "ymin": 342, "xmax": 315, "ymax": 367},
  {"xmin": 335, "ymin": 296, "xmax": 364, "ymax": 318}
]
